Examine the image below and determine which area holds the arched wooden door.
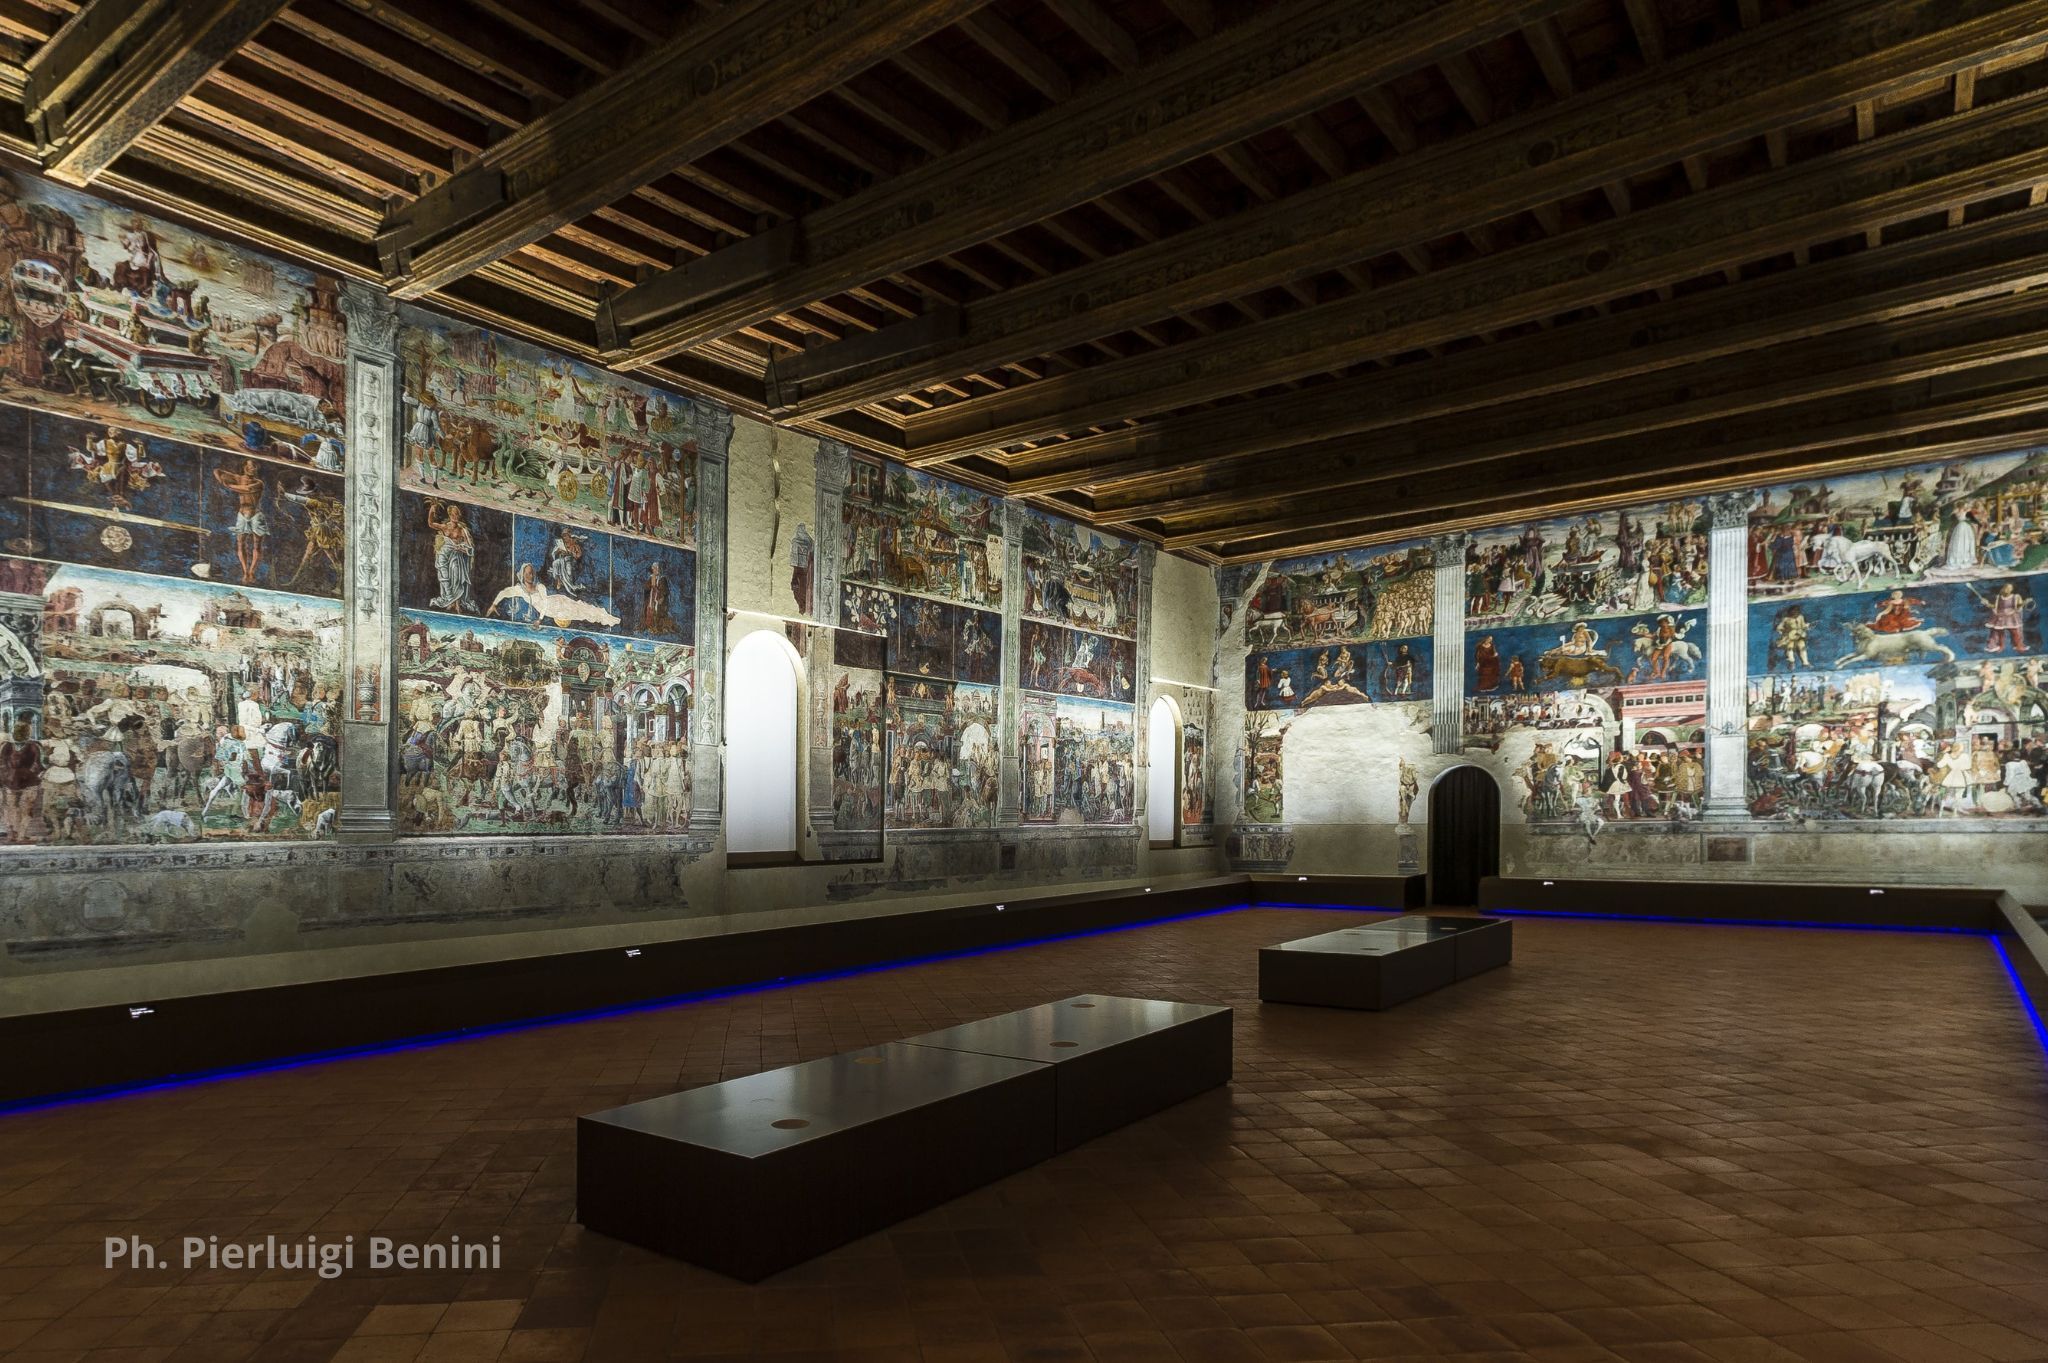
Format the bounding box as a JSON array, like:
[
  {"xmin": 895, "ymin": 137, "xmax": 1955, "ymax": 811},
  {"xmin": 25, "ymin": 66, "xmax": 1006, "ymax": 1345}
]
[{"xmin": 1428, "ymin": 766, "xmax": 1500, "ymax": 907}]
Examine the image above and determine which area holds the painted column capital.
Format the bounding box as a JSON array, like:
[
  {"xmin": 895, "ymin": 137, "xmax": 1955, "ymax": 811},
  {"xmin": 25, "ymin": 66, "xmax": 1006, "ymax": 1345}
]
[{"xmin": 1707, "ymin": 489, "xmax": 1755, "ymax": 531}]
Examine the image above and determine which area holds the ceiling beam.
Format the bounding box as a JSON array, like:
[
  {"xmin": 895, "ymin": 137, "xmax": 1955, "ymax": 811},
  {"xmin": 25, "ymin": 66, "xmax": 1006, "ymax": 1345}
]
[
  {"xmin": 602, "ymin": 0, "xmax": 1581, "ymax": 365},
  {"xmin": 1117, "ymin": 292, "xmax": 2048, "ymax": 531},
  {"xmin": 381, "ymin": 0, "xmax": 988, "ymax": 299},
  {"xmin": 993, "ymin": 212, "xmax": 2048, "ymax": 497},
  {"xmin": 1197, "ymin": 361, "xmax": 2048, "ymax": 558},
  {"xmin": 895, "ymin": 81, "xmax": 2048, "ymax": 463},
  {"xmin": 23, "ymin": 0, "xmax": 293, "ymax": 186},
  {"xmin": 781, "ymin": 0, "xmax": 2048, "ymax": 418}
]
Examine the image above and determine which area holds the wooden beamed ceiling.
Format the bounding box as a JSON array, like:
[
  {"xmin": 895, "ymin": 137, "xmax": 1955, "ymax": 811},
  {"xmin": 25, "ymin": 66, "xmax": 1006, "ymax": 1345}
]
[{"xmin": 6, "ymin": 0, "xmax": 2048, "ymax": 559}]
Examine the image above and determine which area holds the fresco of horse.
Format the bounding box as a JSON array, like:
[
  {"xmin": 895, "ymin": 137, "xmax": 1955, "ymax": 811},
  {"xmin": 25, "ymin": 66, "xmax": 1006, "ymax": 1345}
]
[
  {"xmin": 1465, "ymin": 502, "xmax": 1709, "ymax": 628},
  {"xmin": 1746, "ymin": 658, "xmax": 2048, "ymax": 820},
  {"xmin": 397, "ymin": 314, "xmax": 699, "ymax": 549},
  {"xmin": 0, "ymin": 172, "xmax": 346, "ymax": 461},
  {"xmin": 1748, "ymin": 450, "xmax": 2048, "ymax": 602}
]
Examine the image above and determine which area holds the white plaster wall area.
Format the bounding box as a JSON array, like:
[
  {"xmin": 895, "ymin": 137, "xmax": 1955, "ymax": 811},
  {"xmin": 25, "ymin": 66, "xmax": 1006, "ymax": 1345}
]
[
  {"xmin": 1150, "ymin": 552, "xmax": 1220, "ymax": 688},
  {"xmin": 723, "ymin": 418, "xmax": 818, "ymax": 620},
  {"xmin": 1280, "ymin": 703, "xmax": 1434, "ymax": 826}
]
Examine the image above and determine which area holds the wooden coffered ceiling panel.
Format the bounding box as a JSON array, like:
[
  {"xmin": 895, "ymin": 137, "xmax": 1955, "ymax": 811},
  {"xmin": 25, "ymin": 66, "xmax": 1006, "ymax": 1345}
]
[{"xmin": 4, "ymin": 0, "xmax": 2048, "ymax": 558}]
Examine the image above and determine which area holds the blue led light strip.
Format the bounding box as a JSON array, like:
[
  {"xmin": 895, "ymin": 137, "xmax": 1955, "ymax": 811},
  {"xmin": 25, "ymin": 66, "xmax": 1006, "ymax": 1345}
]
[
  {"xmin": 0, "ymin": 905, "xmax": 1244, "ymax": 1116},
  {"xmin": 7, "ymin": 898, "xmax": 2041, "ymax": 1114}
]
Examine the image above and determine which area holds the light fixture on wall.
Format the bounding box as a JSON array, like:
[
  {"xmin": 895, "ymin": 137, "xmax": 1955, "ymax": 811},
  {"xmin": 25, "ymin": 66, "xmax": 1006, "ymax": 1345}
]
[
  {"xmin": 1151, "ymin": 677, "xmax": 1217, "ymax": 692},
  {"xmin": 127, "ymin": 1006, "xmax": 154, "ymax": 1019},
  {"xmin": 726, "ymin": 609, "xmax": 821, "ymax": 628}
]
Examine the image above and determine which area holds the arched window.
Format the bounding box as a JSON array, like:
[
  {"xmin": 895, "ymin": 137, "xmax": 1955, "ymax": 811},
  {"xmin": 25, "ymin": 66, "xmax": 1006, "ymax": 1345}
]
[
  {"xmin": 1146, "ymin": 695, "xmax": 1181, "ymax": 846},
  {"xmin": 725, "ymin": 630, "xmax": 802, "ymax": 857}
]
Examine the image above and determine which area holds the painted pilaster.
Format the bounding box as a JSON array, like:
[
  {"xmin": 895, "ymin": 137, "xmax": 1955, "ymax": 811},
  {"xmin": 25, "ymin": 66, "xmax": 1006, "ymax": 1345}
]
[
  {"xmin": 1431, "ymin": 532, "xmax": 1467, "ymax": 755},
  {"xmin": 691, "ymin": 403, "xmax": 732, "ymax": 831},
  {"xmin": 337, "ymin": 282, "xmax": 400, "ymax": 841},
  {"xmin": 1131, "ymin": 542, "xmax": 1157, "ymax": 834},
  {"xmin": 996, "ymin": 500, "xmax": 1024, "ymax": 826},
  {"xmin": 1704, "ymin": 490, "xmax": 1755, "ymax": 820},
  {"xmin": 808, "ymin": 440, "xmax": 850, "ymax": 840}
]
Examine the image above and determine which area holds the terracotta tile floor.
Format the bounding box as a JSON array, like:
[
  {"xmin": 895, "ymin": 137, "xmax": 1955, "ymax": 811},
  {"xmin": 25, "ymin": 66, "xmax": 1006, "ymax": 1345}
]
[{"xmin": 2, "ymin": 908, "xmax": 2046, "ymax": 1363}]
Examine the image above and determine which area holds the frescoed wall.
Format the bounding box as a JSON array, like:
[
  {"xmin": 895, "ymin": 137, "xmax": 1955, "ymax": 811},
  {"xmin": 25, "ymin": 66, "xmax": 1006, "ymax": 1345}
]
[
  {"xmin": 392, "ymin": 313, "xmax": 703, "ymax": 837},
  {"xmin": 1018, "ymin": 508, "xmax": 1141, "ymax": 826},
  {"xmin": 830, "ymin": 452, "xmax": 1006, "ymax": 833},
  {"xmin": 0, "ymin": 178, "xmax": 347, "ymax": 849},
  {"xmin": 1218, "ymin": 537, "xmax": 1438, "ymax": 871},
  {"xmin": 1462, "ymin": 499, "xmax": 1710, "ymax": 829},
  {"xmin": 1746, "ymin": 453, "xmax": 2048, "ymax": 821}
]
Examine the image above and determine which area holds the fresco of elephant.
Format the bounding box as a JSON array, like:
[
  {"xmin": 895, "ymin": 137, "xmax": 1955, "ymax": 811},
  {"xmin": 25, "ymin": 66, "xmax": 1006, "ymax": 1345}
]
[
  {"xmin": 76, "ymin": 750, "xmax": 142, "ymax": 832},
  {"xmin": 1536, "ymin": 647, "xmax": 1626, "ymax": 688}
]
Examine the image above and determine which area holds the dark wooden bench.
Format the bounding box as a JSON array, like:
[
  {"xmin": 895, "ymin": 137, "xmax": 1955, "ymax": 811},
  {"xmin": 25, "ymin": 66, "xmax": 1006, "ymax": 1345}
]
[
  {"xmin": 1259, "ymin": 915, "xmax": 1510, "ymax": 1010},
  {"xmin": 902, "ymin": 994, "xmax": 1232, "ymax": 1150},
  {"xmin": 577, "ymin": 994, "xmax": 1232, "ymax": 1280}
]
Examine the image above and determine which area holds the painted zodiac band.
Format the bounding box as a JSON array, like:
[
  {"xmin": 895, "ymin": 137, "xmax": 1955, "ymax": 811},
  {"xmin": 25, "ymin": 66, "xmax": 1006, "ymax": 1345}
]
[{"xmin": 105, "ymin": 1234, "xmax": 499, "ymax": 1279}]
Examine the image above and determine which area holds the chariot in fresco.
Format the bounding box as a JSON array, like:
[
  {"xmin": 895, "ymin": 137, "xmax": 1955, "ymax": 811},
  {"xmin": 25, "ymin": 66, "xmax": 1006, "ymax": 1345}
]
[{"xmin": 32, "ymin": 268, "xmax": 224, "ymax": 419}]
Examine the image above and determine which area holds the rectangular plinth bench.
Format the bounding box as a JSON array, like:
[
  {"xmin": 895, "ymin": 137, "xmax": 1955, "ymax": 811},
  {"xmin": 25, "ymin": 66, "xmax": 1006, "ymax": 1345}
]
[
  {"xmin": 1259, "ymin": 915, "xmax": 1510, "ymax": 1010},
  {"xmin": 578, "ymin": 994, "xmax": 1231, "ymax": 1280},
  {"xmin": 902, "ymin": 994, "xmax": 1233, "ymax": 1150}
]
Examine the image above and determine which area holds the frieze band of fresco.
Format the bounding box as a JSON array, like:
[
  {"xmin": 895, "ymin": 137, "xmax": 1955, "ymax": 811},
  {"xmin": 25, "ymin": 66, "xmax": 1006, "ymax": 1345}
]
[
  {"xmin": 398, "ymin": 317, "xmax": 698, "ymax": 550},
  {"xmin": 1465, "ymin": 505, "xmax": 1708, "ymax": 625},
  {"xmin": 391, "ymin": 317, "xmax": 705, "ymax": 838},
  {"xmin": 0, "ymin": 172, "xmax": 348, "ymax": 847},
  {"xmin": 1745, "ymin": 453, "xmax": 2048, "ymax": 820},
  {"xmin": 395, "ymin": 490, "xmax": 694, "ymax": 647}
]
